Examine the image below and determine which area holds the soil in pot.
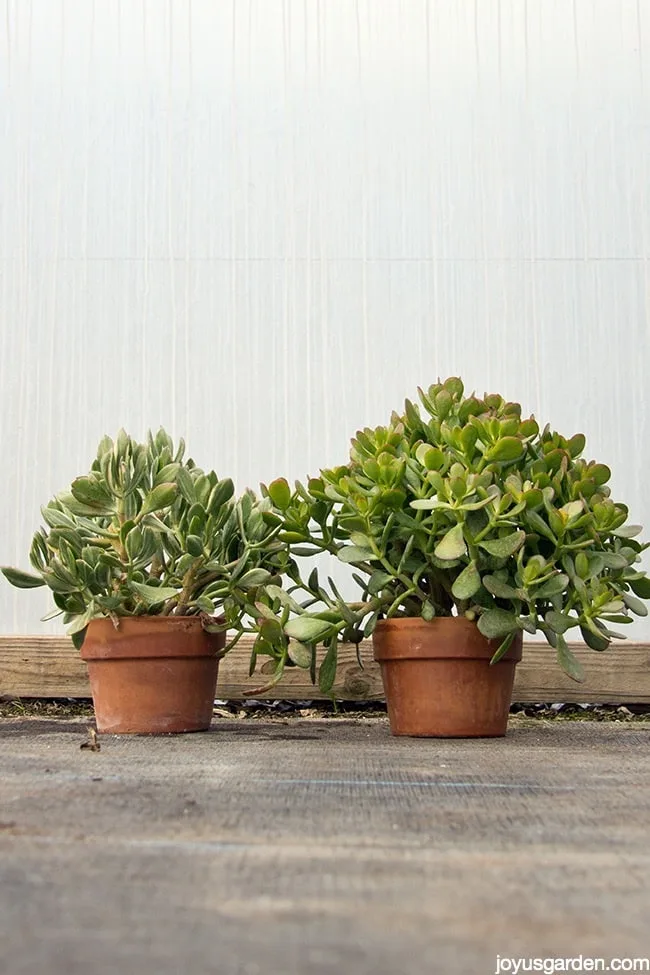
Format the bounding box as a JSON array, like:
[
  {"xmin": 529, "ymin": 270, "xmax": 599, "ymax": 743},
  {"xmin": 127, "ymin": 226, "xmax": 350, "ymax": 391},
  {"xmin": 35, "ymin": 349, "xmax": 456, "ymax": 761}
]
[
  {"xmin": 80, "ymin": 616, "xmax": 225, "ymax": 734},
  {"xmin": 372, "ymin": 616, "xmax": 523, "ymax": 738}
]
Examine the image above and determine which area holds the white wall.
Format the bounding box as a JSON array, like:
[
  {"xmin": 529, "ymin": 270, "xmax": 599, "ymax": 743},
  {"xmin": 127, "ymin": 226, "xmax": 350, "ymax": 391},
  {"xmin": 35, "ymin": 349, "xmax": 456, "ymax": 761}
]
[{"xmin": 1, "ymin": 0, "xmax": 649, "ymax": 634}]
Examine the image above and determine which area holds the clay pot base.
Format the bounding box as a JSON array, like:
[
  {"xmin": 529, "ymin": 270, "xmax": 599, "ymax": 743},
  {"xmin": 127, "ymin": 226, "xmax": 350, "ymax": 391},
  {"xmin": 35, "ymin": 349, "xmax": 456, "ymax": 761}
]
[
  {"xmin": 81, "ymin": 616, "xmax": 225, "ymax": 735},
  {"xmin": 372, "ymin": 617, "xmax": 523, "ymax": 738}
]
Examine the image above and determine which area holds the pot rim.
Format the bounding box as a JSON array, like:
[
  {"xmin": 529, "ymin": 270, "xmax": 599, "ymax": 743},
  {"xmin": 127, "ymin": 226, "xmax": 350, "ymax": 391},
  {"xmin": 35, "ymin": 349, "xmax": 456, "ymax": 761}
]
[
  {"xmin": 372, "ymin": 615, "xmax": 523, "ymax": 664},
  {"xmin": 80, "ymin": 614, "xmax": 227, "ymax": 661}
]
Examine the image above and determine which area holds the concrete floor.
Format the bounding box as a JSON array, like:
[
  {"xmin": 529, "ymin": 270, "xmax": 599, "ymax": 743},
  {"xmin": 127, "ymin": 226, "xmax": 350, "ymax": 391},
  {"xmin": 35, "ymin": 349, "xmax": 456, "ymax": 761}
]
[{"xmin": 0, "ymin": 716, "xmax": 649, "ymax": 975}]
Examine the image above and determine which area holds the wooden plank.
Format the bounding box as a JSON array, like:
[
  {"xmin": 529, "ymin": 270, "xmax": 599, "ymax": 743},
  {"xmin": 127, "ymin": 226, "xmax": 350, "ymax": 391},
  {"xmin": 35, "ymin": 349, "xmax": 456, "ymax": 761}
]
[{"xmin": 1, "ymin": 635, "xmax": 649, "ymax": 704}]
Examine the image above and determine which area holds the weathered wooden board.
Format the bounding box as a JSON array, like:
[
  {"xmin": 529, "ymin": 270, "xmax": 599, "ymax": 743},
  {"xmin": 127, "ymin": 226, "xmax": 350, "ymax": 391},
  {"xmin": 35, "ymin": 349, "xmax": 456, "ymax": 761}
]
[{"xmin": 1, "ymin": 636, "xmax": 649, "ymax": 703}]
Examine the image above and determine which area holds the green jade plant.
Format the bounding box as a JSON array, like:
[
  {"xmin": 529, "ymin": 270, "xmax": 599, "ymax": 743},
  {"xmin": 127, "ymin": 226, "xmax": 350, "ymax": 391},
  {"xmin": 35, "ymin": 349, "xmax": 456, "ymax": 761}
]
[
  {"xmin": 2, "ymin": 429, "xmax": 293, "ymax": 664},
  {"xmin": 255, "ymin": 378, "xmax": 650, "ymax": 693}
]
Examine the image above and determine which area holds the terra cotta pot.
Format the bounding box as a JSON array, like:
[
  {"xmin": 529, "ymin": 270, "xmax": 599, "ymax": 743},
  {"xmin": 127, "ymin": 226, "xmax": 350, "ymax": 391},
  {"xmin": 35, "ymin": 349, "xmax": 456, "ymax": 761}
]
[
  {"xmin": 372, "ymin": 616, "xmax": 523, "ymax": 738},
  {"xmin": 80, "ymin": 616, "xmax": 225, "ymax": 734}
]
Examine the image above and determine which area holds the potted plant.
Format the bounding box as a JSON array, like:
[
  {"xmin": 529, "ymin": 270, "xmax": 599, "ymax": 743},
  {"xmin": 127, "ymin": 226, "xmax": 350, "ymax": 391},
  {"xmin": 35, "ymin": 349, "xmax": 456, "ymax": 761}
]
[
  {"xmin": 2, "ymin": 429, "xmax": 291, "ymax": 734},
  {"xmin": 257, "ymin": 378, "xmax": 650, "ymax": 737}
]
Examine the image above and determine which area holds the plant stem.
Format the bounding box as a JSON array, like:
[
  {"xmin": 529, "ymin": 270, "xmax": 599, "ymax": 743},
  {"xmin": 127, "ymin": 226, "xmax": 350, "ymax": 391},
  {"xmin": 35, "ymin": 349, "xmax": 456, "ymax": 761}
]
[
  {"xmin": 175, "ymin": 564, "xmax": 198, "ymax": 615},
  {"xmin": 368, "ymin": 537, "xmax": 429, "ymax": 603}
]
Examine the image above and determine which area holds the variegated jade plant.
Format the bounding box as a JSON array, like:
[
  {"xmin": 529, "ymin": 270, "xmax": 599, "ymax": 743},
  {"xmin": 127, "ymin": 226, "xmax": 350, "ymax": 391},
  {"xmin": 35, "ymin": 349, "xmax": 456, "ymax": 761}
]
[
  {"xmin": 255, "ymin": 378, "xmax": 650, "ymax": 692},
  {"xmin": 1, "ymin": 430, "xmax": 292, "ymax": 656}
]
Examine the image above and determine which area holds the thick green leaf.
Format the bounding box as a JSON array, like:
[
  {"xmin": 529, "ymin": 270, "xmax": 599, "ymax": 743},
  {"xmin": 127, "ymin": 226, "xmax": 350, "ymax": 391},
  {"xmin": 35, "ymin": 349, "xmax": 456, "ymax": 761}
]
[
  {"xmin": 267, "ymin": 477, "xmax": 292, "ymax": 510},
  {"xmin": 522, "ymin": 489, "xmax": 544, "ymax": 510},
  {"xmin": 362, "ymin": 611, "xmax": 379, "ymax": 637},
  {"xmin": 119, "ymin": 518, "xmax": 135, "ymax": 545},
  {"xmin": 434, "ymin": 524, "xmax": 466, "ymax": 561},
  {"xmin": 518, "ymin": 615, "xmax": 537, "ymax": 634},
  {"xmin": 622, "ymin": 592, "xmax": 648, "ymax": 617},
  {"xmin": 318, "ymin": 639, "xmax": 338, "ymax": 694},
  {"xmin": 414, "ymin": 444, "xmax": 445, "ymax": 470},
  {"xmin": 1, "ymin": 567, "xmax": 46, "ymax": 589},
  {"xmin": 41, "ymin": 506, "xmax": 76, "ymax": 530},
  {"xmin": 410, "ymin": 498, "xmax": 441, "ymax": 510},
  {"xmin": 139, "ymin": 483, "xmax": 178, "ymax": 516},
  {"xmin": 534, "ymin": 573, "xmax": 569, "ymax": 598},
  {"xmin": 324, "ymin": 484, "xmax": 346, "ymax": 502},
  {"xmin": 629, "ymin": 576, "xmax": 650, "ymax": 599},
  {"xmin": 598, "ymin": 600, "xmax": 625, "ymax": 614},
  {"xmin": 284, "ymin": 616, "xmax": 334, "ymax": 644},
  {"xmin": 421, "ymin": 600, "xmax": 436, "ymax": 621},
  {"xmin": 140, "ymin": 514, "xmax": 174, "ymax": 536},
  {"xmin": 477, "ymin": 608, "xmax": 519, "ymax": 639},
  {"xmin": 66, "ymin": 605, "xmax": 96, "ymax": 636},
  {"xmin": 434, "ymin": 388, "xmax": 453, "ymax": 419},
  {"xmin": 130, "ymin": 582, "xmax": 178, "ymax": 607},
  {"xmin": 599, "ymin": 552, "xmax": 630, "ymax": 570},
  {"xmin": 175, "ymin": 468, "xmax": 196, "ymax": 504},
  {"xmin": 590, "ymin": 463, "xmax": 611, "ymax": 485},
  {"xmin": 580, "ymin": 623, "xmax": 610, "ymax": 651},
  {"xmin": 482, "ymin": 574, "xmax": 520, "ymax": 600},
  {"xmin": 541, "ymin": 623, "xmax": 558, "ymax": 648},
  {"xmin": 380, "ymin": 488, "xmax": 407, "ymax": 510},
  {"xmin": 556, "ymin": 635, "xmax": 585, "ymax": 682},
  {"xmin": 525, "ymin": 510, "xmax": 557, "ymax": 544},
  {"xmin": 457, "ymin": 495, "xmax": 495, "ymax": 511},
  {"xmin": 404, "ymin": 398, "xmax": 421, "ymax": 427},
  {"xmin": 55, "ymin": 491, "xmax": 105, "ymax": 518},
  {"xmin": 460, "ymin": 425, "xmax": 478, "ymax": 455},
  {"xmin": 424, "ymin": 471, "xmax": 445, "ymax": 494},
  {"xmin": 567, "ymin": 433, "xmax": 586, "ymax": 458},
  {"xmin": 202, "ymin": 618, "xmax": 228, "ymax": 634},
  {"xmin": 489, "ymin": 631, "xmax": 515, "ymax": 665},
  {"xmin": 238, "ymin": 568, "xmax": 273, "ymax": 588},
  {"xmin": 484, "ymin": 437, "xmax": 524, "ymax": 463},
  {"xmin": 124, "ymin": 525, "xmax": 143, "ymax": 562},
  {"xmin": 208, "ymin": 478, "xmax": 235, "ymax": 513},
  {"xmin": 247, "ymin": 643, "xmax": 259, "ymax": 676},
  {"xmin": 611, "ymin": 524, "xmax": 643, "ymax": 538},
  {"xmin": 71, "ymin": 626, "xmax": 88, "ymax": 651},
  {"xmin": 70, "ymin": 476, "xmax": 114, "ymax": 510},
  {"xmin": 193, "ymin": 474, "xmax": 211, "ymax": 507},
  {"xmin": 478, "ymin": 530, "xmax": 525, "ymax": 559},
  {"xmin": 337, "ymin": 545, "xmax": 376, "ymax": 564},
  {"xmin": 288, "ymin": 640, "xmax": 313, "ymax": 669},
  {"xmin": 172, "ymin": 438, "xmax": 186, "ymax": 463},
  {"xmin": 367, "ymin": 570, "xmax": 393, "ymax": 595},
  {"xmin": 153, "ymin": 462, "xmax": 181, "ymax": 486},
  {"xmin": 188, "ymin": 505, "xmax": 207, "ymax": 533},
  {"xmin": 279, "ymin": 531, "xmax": 309, "ymax": 544},
  {"xmin": 451, "ymin": 561, "xmax": 481, "ymax": 600},
  {"xmin": 265, "ymin": 584, "xmax": 303, "ymax": 613},
  {"xmin": 115, "ymin": 428, "xmax": 131, "ymax": 457},
  {"xmin": 254, "ymin": 601, "xmax": 280, "ymax": 622},
  {"xmin": 38, "ymin": 570, "xmax": 76, "ymax": 594},
  {"xmin": 560, "ymin": 500, "xmax": 584, "ymax": 522},
  {"xmin": 545, "ymin": 610, "xmax": 575, "ymax": 634},
  {"xmin": 344, "ymin": 530, "xmax": 369, "ymax": 549},
  {"xmin": 185, "ymin": 535, "xmax": 204, "ymax": 558},
  {"xmin": 443, "ymin": 376, "xmax": 464, "ymax": 397}
]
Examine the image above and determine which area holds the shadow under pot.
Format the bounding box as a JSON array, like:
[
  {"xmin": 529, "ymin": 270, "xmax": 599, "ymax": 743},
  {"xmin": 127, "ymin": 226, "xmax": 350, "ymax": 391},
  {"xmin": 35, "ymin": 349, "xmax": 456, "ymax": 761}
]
[
  {"xmin": 372, "ymin": 616, "xmax": 523, "ymax": 738},
  {"xmin": 80, "ymin": 616, "xmax": 225, "ymax": 735}
]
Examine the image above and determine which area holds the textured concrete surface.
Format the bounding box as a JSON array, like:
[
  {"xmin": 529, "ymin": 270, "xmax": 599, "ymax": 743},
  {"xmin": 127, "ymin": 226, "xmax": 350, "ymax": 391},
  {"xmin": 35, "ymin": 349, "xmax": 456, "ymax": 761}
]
[{"xmin": 1, "ymin": 717, "xmax": 649, "ymax": 975}]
